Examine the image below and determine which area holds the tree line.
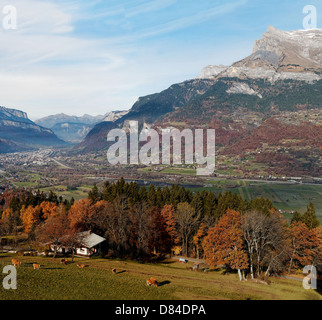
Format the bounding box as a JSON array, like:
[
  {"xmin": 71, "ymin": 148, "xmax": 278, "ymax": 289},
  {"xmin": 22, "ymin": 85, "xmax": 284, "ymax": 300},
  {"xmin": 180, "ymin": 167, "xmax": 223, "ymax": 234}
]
[{"xmin": 0, "ymin": 178, "xmax": 321, "ymax": 280}]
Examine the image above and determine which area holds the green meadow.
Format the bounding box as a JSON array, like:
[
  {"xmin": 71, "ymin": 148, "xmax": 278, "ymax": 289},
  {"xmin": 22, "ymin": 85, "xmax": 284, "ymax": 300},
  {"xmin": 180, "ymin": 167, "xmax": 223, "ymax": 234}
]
[{"xmin": 0, "ymin": 254, "xmax": 320, "ymax": 300}]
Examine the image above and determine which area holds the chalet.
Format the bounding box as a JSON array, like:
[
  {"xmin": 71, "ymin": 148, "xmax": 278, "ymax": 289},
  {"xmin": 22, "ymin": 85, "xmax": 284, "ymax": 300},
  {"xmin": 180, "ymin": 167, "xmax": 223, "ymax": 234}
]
[
  {"xmin": 50, "ymin": 231, "xmax": 106, "ymax": 258},
  {"xmin": 74, "ymin": 231, "xmax": 106, "ymax": 257}
]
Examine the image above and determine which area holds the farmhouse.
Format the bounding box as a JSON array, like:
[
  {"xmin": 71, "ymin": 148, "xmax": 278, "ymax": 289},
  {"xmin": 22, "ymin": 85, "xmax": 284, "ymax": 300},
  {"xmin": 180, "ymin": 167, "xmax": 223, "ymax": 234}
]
[
  {"xmin": 51, "ymin": 231, "xmax": 106, "ymax": 258},
  {"xmin": 74, "ymin": 231, "xmax": 106, "ymax": 257}
]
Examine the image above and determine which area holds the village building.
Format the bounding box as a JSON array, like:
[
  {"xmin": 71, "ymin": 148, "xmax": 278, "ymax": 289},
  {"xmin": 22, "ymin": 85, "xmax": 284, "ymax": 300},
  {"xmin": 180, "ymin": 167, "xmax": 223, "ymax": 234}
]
[{"xmin": 50, "ymin": 231, "xmax": 106, "ymax": 258}]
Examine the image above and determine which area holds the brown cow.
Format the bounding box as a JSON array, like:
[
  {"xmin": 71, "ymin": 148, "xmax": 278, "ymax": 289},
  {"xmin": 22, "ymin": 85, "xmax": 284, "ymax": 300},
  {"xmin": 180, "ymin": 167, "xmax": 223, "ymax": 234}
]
[
  {"xmin": 77, "ymin": 264, "xmax": 86, "ymax": 268},
  {"xmin": 146, "ymin": 277, "xmax": 158, "ymax": 287},
  {"xmin": 12, "ymin": 259, "xmax": 21, "ymax": 267},
  {"xmin": 112, "ymin": 268, "xmax": 116, "ymax": 274},
  {"xmin": 33, "ymin": 263, "xmax": 40, "ymax": 270}
]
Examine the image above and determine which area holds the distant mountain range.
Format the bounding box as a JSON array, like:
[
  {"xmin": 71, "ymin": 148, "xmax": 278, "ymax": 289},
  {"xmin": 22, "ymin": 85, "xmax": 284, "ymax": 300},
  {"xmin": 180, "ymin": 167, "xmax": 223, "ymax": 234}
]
[
  {"xmin": 1, "ymin": 26, "xmax": 321, "ymax": 177},
  {"xmin": 75, "ymin": 26, "xmax": 322, "ymax": 177},
  {"xmin": 35, "ymin": 111, "xmax": 128, "ymax": 143},
  {"xmin": 0, "ymin": 106, "xmax": 66, "ymax": 153}
]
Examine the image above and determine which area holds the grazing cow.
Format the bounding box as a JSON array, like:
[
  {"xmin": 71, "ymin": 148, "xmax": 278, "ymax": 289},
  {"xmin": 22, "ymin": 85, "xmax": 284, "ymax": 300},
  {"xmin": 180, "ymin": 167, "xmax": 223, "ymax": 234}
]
[
  {"xmin": 33, "ymin": 263, "xmax": 40, "ymax": 270},
  {"xmin": 112, "ymin": 268, "xmax": 116, "ymax": 274},
  {"xmin": 12, "ymin": 259, "xmax": 21, "ymax": 267},
  {"xmin": 146, "ymin": 277, "xmax": 158, "ymax": 287},
  {"xmin": 60, "ymin": 258, "xmax": 66, "ymax": 264},
  {"xmin": 77, "ymin": 264, "xmax": 86, "ymax": 268}
]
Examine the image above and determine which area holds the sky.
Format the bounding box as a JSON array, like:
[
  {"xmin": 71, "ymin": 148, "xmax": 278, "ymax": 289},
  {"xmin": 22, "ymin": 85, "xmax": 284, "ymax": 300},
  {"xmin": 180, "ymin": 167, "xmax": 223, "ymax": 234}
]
[{"xmin": 0, "ymin": 0, "xmax": 321, "ymax": 120}]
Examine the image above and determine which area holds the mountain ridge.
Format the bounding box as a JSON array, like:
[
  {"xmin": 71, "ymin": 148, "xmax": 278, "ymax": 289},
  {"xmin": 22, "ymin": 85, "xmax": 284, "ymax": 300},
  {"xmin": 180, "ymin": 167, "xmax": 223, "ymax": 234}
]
[
  {"xmin": 0, "ymin": 106, "xmax": 66, "ymax": 153},
  {"xmin": 74, "ymin": 26, "xmax": 321, "ymax": 177}
]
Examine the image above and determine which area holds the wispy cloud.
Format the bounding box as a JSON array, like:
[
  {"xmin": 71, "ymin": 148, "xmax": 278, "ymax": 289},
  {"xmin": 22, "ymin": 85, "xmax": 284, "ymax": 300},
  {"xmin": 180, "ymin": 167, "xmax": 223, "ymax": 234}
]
[
  {"xmin": 128, "ymin": 0, "xmax": 248, "ymax": 40},
  {"xmin": 125, "ymin": 0, "xmax": 178, "ymax": 18},
  {"xmin": 0, "ymin": 0, "xmax": 259, "ymax": 119}
]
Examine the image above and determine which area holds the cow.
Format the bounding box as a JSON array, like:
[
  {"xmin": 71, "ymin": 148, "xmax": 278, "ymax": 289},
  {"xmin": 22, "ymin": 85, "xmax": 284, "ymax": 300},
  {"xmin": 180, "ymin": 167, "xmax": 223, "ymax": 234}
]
[
  {"xmin": 112, "ymin": 268, "xmax": 117, "ymax": 274},
  {"xmin": 33, "ymin": 263, "xmax": 40, "ymax": 270},
  {"xmin": 12, "ymin": 259, "xmax": 21, "ymax": 267},
  {"xmin": 77, "ymin": 264, "xmax": 86, "ymax": 268},
  {"xmin": 146, "ymin": 277, "xmax": 158, "ymax": 287}
]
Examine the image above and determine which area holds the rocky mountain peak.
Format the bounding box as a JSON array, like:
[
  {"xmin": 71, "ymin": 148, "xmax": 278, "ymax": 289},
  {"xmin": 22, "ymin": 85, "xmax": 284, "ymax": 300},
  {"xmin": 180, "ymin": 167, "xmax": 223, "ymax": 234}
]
[
  {"xmin": 218, "ymin": 26, "xmax": 322, "ymax": 83},
  {"xmin": 0, "ymin": 106, "xmax": 30, "ymax": 122}
]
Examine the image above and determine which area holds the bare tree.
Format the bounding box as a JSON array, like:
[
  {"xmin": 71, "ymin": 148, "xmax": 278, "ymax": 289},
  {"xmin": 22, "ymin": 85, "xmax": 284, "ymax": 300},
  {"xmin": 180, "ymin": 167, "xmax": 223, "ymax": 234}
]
[
  {"xmin": 242, "ymin": 210, "xmax": 289, "ymax": 279},
  {"xmin": 130, "ymin": 202, "xmax": 152, "ymax": 258},
  {"xmin": 175, "ymin": 202, "xmax": 200, "ymax": 257},
  {"xmin": 105, "ymin": 196, "xmax": 132, "ymax": 257}
]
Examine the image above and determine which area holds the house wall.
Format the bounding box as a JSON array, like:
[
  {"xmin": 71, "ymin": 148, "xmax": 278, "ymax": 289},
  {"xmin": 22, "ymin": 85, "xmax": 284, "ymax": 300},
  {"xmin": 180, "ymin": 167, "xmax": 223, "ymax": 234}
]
[{"xmin": 76, "ymin": 247, "xmax": 89, "ymax": 256}]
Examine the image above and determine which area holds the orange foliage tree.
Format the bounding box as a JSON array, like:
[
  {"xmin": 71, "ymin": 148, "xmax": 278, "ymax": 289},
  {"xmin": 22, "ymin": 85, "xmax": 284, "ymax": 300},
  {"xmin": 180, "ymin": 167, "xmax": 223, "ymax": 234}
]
[
  {"xmin": 20, "ymin": 205, "xmax": 42, "ymax": 235},
  {"xmin": 36, "ymin": 204, "xmax": 69, "ymax": 257},
  {"xmin": 68, "ymin": 199, "xmax": 97, "ymax": 231},
  {"xmin": 203, "ymin": 210, "xmax": 248, "ymax": 281},
  {"xmin": 160, "ymin": 204, "xmax": 178, "ymax": 247},
  {"xmin": 289, "ymin": 221, "xmax": 319, "ymax": 272},
  {"xmin": 40, "ymin": 201, "xmax": 58, "ymax": 219},
  {"xmin": 313, "ymin": 226, "xmax": 322, "ymax": 270},
  {"xmin": 193, "ymin": 223, "xmax": 208, "ymax": 259},
  {"xmin": 1, "ymin": 208, "xmax": 19, "ymax": 235}
]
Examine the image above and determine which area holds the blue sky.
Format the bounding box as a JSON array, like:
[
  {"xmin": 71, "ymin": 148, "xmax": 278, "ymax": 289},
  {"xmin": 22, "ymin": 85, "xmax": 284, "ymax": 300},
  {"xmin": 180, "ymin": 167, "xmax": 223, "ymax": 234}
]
[{"xmin": 0, "ymin": 0, "xmax": 321, "ymax": 119}]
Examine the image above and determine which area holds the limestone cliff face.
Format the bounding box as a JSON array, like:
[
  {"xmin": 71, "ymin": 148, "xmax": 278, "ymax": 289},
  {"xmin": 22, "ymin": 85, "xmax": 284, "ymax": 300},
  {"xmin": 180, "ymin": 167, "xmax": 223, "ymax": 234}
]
[
  {"xmin": 0, "ymin": 106, "xmax": 65, "ymax": 153},
  {"xmin": 0, "ymin": 106, "xmax": 31, "ymax": 123},
  {"xmin": 252, "ymin": 26, "xmax": 322, "ymax": 69},
  {"xmin": 197, "ymin": 65, "xmax": 228, "ymax": 79},
  {"xmin": 219, "ymin": 26, "xmax": 322, "ymax": 83}
]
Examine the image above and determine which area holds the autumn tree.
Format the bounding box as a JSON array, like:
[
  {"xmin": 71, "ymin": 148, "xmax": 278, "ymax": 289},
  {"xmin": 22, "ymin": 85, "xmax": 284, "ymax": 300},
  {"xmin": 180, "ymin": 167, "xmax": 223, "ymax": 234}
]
[
  {"xmin": 89, "ymin": 200, "xmax": 113, "ymax": 236},
  {"xmin": 313, "ymin": 226, "xmax": 322, "ymax": 271},
  {"xmin": 203, "ymin": 210, "xmax": 248, "ymax": 281},
  {"xmin": 60, "ymin": 229, "xmax": 85, "ymax": 262},
  {"xmin": 242, "ymin": 210, "xmax": 289, "ymax": 279},
  {"xmin": 68, "ymin": 199, "xmax": 97, "ymax": 232},
  {"xmin": 1, "ymin": 208, "xmax": 19, "ymax": 235},
  {"xmin": 160, "ymin": 204, "xmax": 178, "ymax": 247},
  {"xmin": 36, "ymin": 204, "xmax": 69, "ymax": 258},
  {"xmin": 20, "ymin": 205, "xmax": 42, "ymax": 236},
  {"xmin": 40, "ymin": 201, "xmax": 58, "ymax": 219},
  {"xmin": 289, "ymin": 221, "xmax": 319, "ymax": 272},
  {"xmin": 193, "ymin": 223, "xmax": 208, "ymax": 259},
  {"xmin": 175, "ymin": 202, "xmax": 200, "ymax": 256},
  {"xmin": 147, "ymin": 207, "xmax": 172, "ymax": 255}
]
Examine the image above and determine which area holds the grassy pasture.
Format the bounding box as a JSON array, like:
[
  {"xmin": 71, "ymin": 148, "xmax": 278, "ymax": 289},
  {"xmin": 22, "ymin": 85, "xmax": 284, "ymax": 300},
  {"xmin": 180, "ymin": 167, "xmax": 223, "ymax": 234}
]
[{"xmin": 0, "ymin": 254, "xmax": 320, "ymax": 300}]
